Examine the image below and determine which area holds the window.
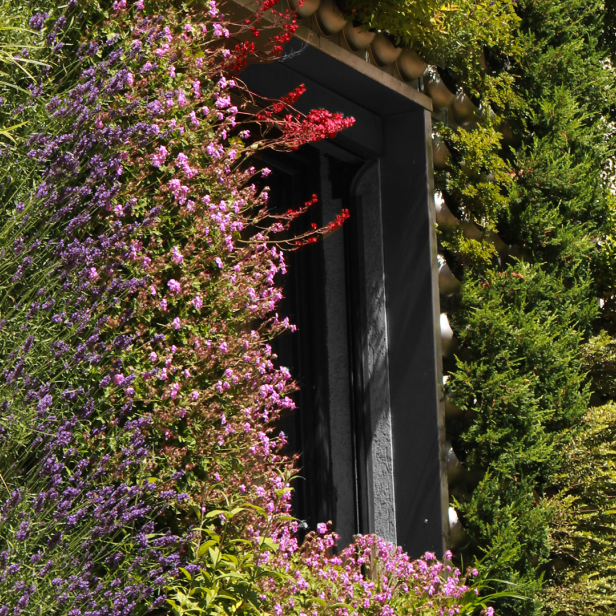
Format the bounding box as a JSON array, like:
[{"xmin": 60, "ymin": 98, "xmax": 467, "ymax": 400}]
[{"xmin": 242, "ymin": 37, "xmax": 448, "ymax": 557}]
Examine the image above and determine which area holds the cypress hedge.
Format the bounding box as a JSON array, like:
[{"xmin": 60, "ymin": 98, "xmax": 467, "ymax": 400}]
[{"xmin": 341, "ymin": 1, "xmax": 616, "ymax": 614}]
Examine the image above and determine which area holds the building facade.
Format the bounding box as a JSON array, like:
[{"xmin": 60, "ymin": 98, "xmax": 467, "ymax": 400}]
[{"xmin": 230, "ymin": 0, "xmax": 462, "ymax": 558}]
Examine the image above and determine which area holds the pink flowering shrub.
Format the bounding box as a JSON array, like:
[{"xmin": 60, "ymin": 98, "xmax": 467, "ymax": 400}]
[
  {"xmin": 169, "ymin": 521, "xmax": 499, "ymax": 616},
  {"xmin": 0, "ymin": 0, "xmax": 501, "ymax": 614}
]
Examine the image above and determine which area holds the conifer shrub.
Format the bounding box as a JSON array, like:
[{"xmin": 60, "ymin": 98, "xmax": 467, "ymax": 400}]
[
  {"xmin": 338, "ymin": 0, "xmax": 520, "ymax": 90},
  {"xmin": 540, "ymin": 404, "xmax": 616, "ymax": 615}
]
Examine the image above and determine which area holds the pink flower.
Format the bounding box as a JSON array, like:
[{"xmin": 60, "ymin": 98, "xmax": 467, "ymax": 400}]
[
  {"xmin": 173, "ymin": 317, "xmax": 181, "ymax": 330},
  {"xmin": 160, "ymin": 298, "xmax": 168, "ymax": 311},
  {"xmin": 126, "ymin": 72, "xmax": 134, "ymax": 86},
  {"xmin": 317, "ymin": 523, "xmax": 327, "ymax": 534},
  {"xmin": 160, "ymin": 368, "xmax": 168, "ymax": 381},
  {"xmin": 215, "ymin": 96, "xmax": 231, "ymax": 109},
  {"xmin": 192, "ymin": 295, "xmax": 203, "ymax": 310},
  {"xmin": 213, "ymin": 23, "xmax": 229, "ymax": 38},
  {"xmin": 206, "ymin": 143, "xmax": 223, "ymax": 159},
  {"xmin": 150, "ymin": 352, "xmax": 158, "ymax": 362},
  {"xmin": 214, "ymin": 257, "xmax": 223, "ymax": 269},
  {"xmin": 113, "ymin": 204, "xmax": 124, "ymax": 217},
  {"xmin": 178, "ymin": 90, "xmax": 187, "ymax": 107},
  {"xmin": 150, "ymin": 285, "xmax": 157, "ymax": 296},
  {"xmin": 113, "ymin": 373, "xmax": 125, "ymax": 385},
  {"xmin": 261, "ymin": 167, "xmax": 271, "ymax": 177},
  {"xmin": 152, "ymin": 145, "xmax": 168, "ymax": 167},
  {"xmin": 189, "ymin": 111, "xmax": 200, "ymax": 129},
  {"xmin": 155, "ymin": 43, "xmax": 170, "ymax": 57},
  {"xmin": 171, "ymin": 247, "xmax": 184, "ymax": 264},
  {"xmin": 126, "ymin": 387, "xmax": 135, "ymax": 397},
  {"xmin": 169, "ymin": 383, "xmax": 180, "ymax": 399},
  {"xmin": 88, "ymin": 267, "xmax": 98, "ymax": 280},
  {"xmin": 191, "ymin": 390, "xmax": 199, "ymax": 401},
  {"xmin": 168, "ymin": 279, "xmax": 181, "ymax": 293}
]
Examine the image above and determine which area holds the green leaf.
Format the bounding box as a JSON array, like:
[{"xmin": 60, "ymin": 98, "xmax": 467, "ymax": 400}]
[
  {"xmin": 198, "ymin": 540, "xmax": 218, "ymax": 557},
  {"xmin": 179, "ymin": 567, "xmax": 192, "ymax": 581},
  {"xmin": 209, "ymin": 546, "xmax": 221, "ymax": 566}
]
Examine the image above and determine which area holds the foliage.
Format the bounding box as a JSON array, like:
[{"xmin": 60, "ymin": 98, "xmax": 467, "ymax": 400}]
[
  {"xmin": 439, "ymin": 120, "xmax": 511, "ymax": 228},
  {"xmin": 339, "ymin": 0, "xmax": 520, "ymax": 92},
  {"xmin": 540, "ymin": 404, "xmax": 616, "ymax": 615},
  {"xmin": 348, "ymin": 0, "xmax": 616, "ymax": 614},
  {"xmin": 168, "ymin": 520, "xmax": 503, "ymax": 616},
  {"xmin": 0, "ymin": 0, "xmax": 501, "ymax": 615},
  {"xmin": 448, "ymin": 263, "xmax": 592, "ymax": 611}
]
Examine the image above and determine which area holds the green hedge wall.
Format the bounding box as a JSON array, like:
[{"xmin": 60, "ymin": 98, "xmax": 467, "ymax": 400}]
[{"xmin": 342, "ymin": 1, "xmax": 616, "ymax": 614}]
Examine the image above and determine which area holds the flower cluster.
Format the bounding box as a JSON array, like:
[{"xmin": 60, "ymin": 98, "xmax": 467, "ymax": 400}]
[
  {"xmin": 173, "ymin": 520, "xmax": 491, "ymax": 616},
  {"xmin": 0, "ymin": 0, "xmax": 355, "ymax": 612}
]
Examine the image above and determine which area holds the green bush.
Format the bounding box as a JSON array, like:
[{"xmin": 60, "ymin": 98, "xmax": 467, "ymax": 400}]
[
  {"xmin": 341, "ymin": 1, "xmax": 616, "ymax": 614},
  {"xmin": 541, "ymin": 404, "xmax": 616, "ymax": 615}
]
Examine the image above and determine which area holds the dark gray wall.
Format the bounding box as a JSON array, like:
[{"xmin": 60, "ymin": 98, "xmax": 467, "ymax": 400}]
[{"xmin": 380, "ymin": 112, "xmax": 444, "ymax": 555}]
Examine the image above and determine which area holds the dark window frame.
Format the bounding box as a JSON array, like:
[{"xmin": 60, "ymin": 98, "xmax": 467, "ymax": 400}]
[{"xmin": 242, "ymin": 38, "xmax": 449, "ymax": 557}]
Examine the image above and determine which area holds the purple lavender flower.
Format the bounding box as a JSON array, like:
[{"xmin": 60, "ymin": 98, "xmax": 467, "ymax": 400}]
[{"xmin": 29, "ymin": 12, "xmax": 48, "ymax": 31}]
